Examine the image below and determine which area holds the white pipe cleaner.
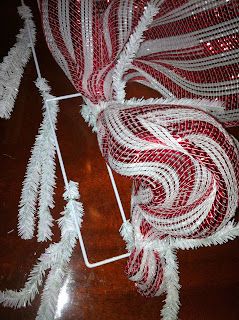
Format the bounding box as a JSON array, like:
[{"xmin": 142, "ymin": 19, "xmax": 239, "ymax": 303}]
[
  {"xmin": 18, "ymin": 78, "xmax": 59, "ymax": 241},
  {"xmin": 0, "ymin": 3, "xmax": 36, "ymax": 119},
  {"xmin": 1, "ymin": 181, "xmax": 83, "ymax": 320},
  {"xmin": 112, "ymin": 1, "xmax": 160, "ymax": 103}
]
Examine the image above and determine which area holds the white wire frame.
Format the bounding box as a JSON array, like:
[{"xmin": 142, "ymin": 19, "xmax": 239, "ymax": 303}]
[
  {"xmin": 46, "ymin": 95, "xmax": 130, "ymax": 268},
  {"xmin": 24, "ymin": 1, "xmax": 130, "ymax": 268}
]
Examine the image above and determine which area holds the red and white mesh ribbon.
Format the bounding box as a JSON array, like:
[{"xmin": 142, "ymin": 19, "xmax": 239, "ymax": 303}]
[
  {"xmin": 97, "ymin": 100, "xmax": 239, "ymax": 298},
  {"xmin": 39, "ymin": 0, "xmax": 239, "ymax": 122},
  {"xmin": 37, "ymin": 0, "xmax": 239, "ymax": 318}
]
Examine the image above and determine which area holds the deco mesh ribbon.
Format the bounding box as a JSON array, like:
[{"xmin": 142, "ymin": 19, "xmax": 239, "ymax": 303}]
[
  {"xmin": 97, "ymin": 100, "xmax": 239, "ymax": 294},
  {"xmin": 37, "ymin": 0, "xmax": 239, "ymax": 319},
  {"xmin": 39, "ymin": 0, "xmax": 239, "ymax": 124}
]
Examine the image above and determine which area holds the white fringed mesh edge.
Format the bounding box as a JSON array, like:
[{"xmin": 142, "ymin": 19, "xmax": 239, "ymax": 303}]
[
  {"xmin": 80, "ymin": 96, "xmax": 237, "ymax": 133},
  {"xmin": 0, "ymin": 3, "xmax": 36, "ymax": 119}
]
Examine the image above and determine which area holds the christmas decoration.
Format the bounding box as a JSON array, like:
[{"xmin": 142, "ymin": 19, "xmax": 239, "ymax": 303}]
[
  {"xmin": 1, "ymin": 1, "xmax": 239, "ymax": 319},
  {"xmin": 38, "ymin": 0, "xmax": 239, "ymax": 318}
]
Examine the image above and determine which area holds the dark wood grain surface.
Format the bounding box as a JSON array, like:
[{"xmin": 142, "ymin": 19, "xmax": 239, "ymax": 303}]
[{"xmin": 0, "ymin": 1, "xmax": 239, "ymax": 319}]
